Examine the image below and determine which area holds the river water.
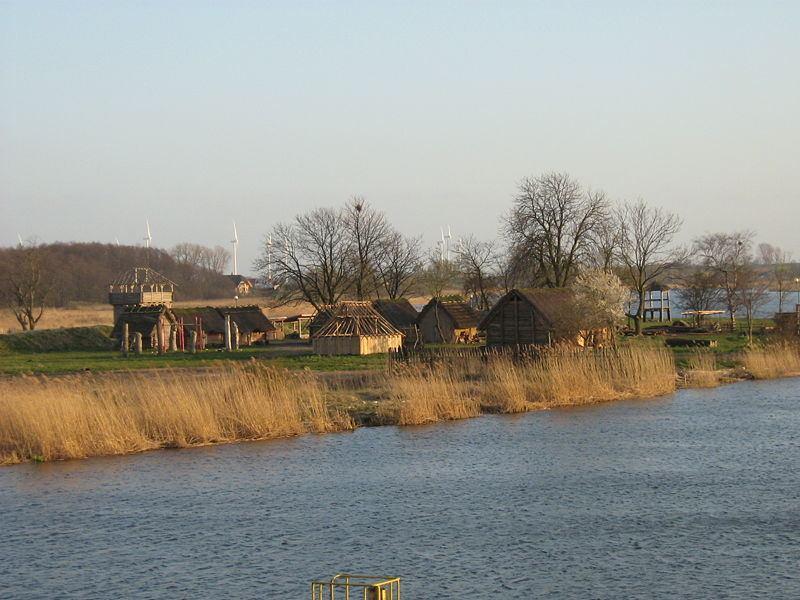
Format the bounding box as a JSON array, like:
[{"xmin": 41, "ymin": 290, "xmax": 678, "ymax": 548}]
[{"xmin": 2, "ymin": 378, "xmax": 799, "ymax": 599}]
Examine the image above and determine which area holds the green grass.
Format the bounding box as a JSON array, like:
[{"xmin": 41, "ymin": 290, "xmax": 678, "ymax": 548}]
[
  {"xmin": 0, "ymin": 326, "xmax": 115, "ymax": 353},
  {"xmin": 0, "ymin": 344, "xmax": 386, "ymax": 375}
]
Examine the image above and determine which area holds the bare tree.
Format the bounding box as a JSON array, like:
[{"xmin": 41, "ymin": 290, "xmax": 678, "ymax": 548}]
[
  {"xmin": 693, "ymin": 231, "xmax": 755, "ymax": 329},
  {"xmin": 171, "ymin": 243, "xmax": 230, "ymax": 274},
  {"xmin": 589, "ymin": 218, "xmax": 621, "ymax": 272},
  {"xmin": 343, "ymin": 197, "xmax": 389, "ymax": 300},
  {"xmin": 616, "ymin": 200, "xmax": 686, "ymax": 334},
  {"xmin": 493, "ymin": 245, "xmax": 543, "ymax": 293},
  {"xmin": 675, "ymin": 265, "xmax": 724, "ymax": 325},
  {"xmin": 758, "ymin": 243, "xmax": 793, "ymax": 313},
  {"xmin": 455, "ymin": 235, "xmax": 496, "ymax": 310},
  {"xmin": 204, "ymin": 246, "xmax": 231, "ymax": 274},
  {"xmin": 374, "ymin": 230, "xmax": 422, "ymax": 299},
  {"xmin": 419, "ymin": 251, "xmax": 459, "ymax": 300},
  {"xmin": 506, "ymin": 172, "xmax": 608, "ymax": 287},
  {"xmin": 3, "ymin": 243, "xmax": 50, "ymax": 331},
  {"xmin": 257, "ymin": 207, "xmax": 354, "ymax": 308},
  {"xmin": 736, "ymin": 261, "xmax": 771, "ymax": 344}
]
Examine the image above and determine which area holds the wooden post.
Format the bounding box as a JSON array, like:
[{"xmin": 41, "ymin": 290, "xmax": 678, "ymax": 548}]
[
  {"xmin": 232, "ymin": 321, "xmax": 240, "ymax": 351},
  {"xmin": 133, "ymin": 332, "xmax": 143, "ymax": 354},
  {"xmin": 189, "ymin": 330, "xmax": 197, "ymax": 354},
  {"xmin": 169, "ymin": 324, "xmax": 178, "ymax": 352},
  {"xmin": 156, "ymin": 319, "xmax": 165, "ymax": 355},
  {"xmin": 224, "ymin": 314, "xmax": 232, "ymax": 351},
  {"xmin": 121, "ymin": 322, "xmax": 129, "ymax": 357}
]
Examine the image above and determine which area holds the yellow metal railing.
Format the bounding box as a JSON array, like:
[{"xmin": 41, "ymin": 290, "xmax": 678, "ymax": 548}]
[{"xmin": 311, "ymin": 573, "xmax": 401, "ymax": 600}]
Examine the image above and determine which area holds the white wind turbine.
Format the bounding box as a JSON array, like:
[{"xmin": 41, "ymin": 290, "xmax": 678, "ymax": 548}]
[
  {"xmin": 144, "ymin": 220, "xmax": 152, "ymax": 248},
  {"xmin": 445, "ymin": 225, "xmax": 453, "ymax": 261},
  {"xmin": 231, "ymin": 221, "xmax": 239, "ymax": 275}
]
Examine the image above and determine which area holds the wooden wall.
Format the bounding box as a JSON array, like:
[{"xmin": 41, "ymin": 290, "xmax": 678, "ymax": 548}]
[
  {"xmin": 313, "ymin": 334, "xmax": 403, "ymax": 355},
  {"xmin": 484, "ymin": 295, "xmax": 550, "ymax": 347},
  {"xmin": 418, "ymin": 308, "xmax": 455, "ymax": 343}
]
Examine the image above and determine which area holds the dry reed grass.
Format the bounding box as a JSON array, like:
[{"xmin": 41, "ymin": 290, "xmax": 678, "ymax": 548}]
[
  {"xmin": 384, "ymin": 346, "xmax": 676, "ymax": 422},
  {"xmin": 683, "ymin": 351, "xmax": 721, "ymax": 388},
  {"xmin": 0, "ymin": 364, "xmax": 353, "ymax": 465},
  {"xmin": 0, "ymin": 305, "xmax": 113, "ymax": 333},
  {"xmin": 742, "ymin": 343, "xmax": 800, "ymax": 379},
  {"xmin": 379, "ymin": 364, "xmax": 481, "ymax": 425},
  {"xmin": 485, "ymin": 346, "xmax": 676, "ymax": 408}
]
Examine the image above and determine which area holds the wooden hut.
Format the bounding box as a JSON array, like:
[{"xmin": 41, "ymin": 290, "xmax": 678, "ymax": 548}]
[
  {"xmin": 372, "ymin": 299, "xmax": 420, "ymax": 346},
  {"xmin": 479, "ymin": 288, "xmax": 610, "ymax": 348},
  {"xmin": 774, "ymin": 306, "xmax": 800, "ymax": 337},
  {"xmin": 417, "ymin": 299, "xmax": 481, "ymax": 344},
  {"xmin": 309, "ymin": 306, "xmax": 335, "ymax": 337},
  {"xmin": 312, "ymin": 302, "xmax": 403, "ymax": 355},
  {"xmin": 220, "ymin": 305, "xmax": 280, "ymax": 345},
  {"xmin": 171, "ymin": 306, "xmax": 228, "ymax": 347},
  {"xmin": 112, "ymin": 304, "xmax": 175, "ymax": 352}
]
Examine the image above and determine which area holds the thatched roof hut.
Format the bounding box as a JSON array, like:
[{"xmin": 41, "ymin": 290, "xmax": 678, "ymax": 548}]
[
  {"xmin": 372, "ymin": 299, "xmax": 420, "ymax": 345},
  {"xmin": 112, "ymin": 304, "xmax": 175, "ymax": 351},
  {"xmin": 220, "ymin": 305, "xmax": 280, "ymax": 343},
  {"xmin": 417, "ymin": 299, "xmax": 481, "ymax": 344},
  {"xmin": 480, "ymin": 288, "xmax": 609, "ymax": 348},
  {"xmin": 312, "ymin": 301, "xmax": 403, "ymax": 355}
]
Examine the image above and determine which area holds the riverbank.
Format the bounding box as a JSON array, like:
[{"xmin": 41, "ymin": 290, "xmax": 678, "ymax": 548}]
[{"xmin": 3, "ymin": 344, "xmax": 798, "ymax": 465}]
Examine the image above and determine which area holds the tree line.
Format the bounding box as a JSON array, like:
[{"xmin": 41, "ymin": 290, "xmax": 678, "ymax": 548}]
[
  {"xmin": 256, "ymin": 172, "xmax": 798, "ymax": 339},
  {"xmin": 0, "ymin": 242, "xmax": 234, "ymax": 330}
]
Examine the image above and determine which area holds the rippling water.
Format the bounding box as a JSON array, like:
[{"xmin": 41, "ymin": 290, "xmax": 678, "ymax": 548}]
[{"xmin": 2, "ymin": 378, "xmax": 800, "ymax": 598}]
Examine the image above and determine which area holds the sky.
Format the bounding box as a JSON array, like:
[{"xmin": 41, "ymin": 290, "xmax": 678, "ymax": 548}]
[{"xmin": 1, "ymin": 1, "xmax": 799, "ymax": 274}]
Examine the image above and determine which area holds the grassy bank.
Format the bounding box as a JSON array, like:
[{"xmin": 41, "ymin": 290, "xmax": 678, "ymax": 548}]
[
  {"xmin": 0, "ymin": 364, "xmax": 354, "ymax": 464},
  {"xmin": 2, "ymin": 343, "xmax": 798, "ymax": 465},
  {"xmin": 2, "ymin": 346, "xmax": 676, "ymax": 464}
]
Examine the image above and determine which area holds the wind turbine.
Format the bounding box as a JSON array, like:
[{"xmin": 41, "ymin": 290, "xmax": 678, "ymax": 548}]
[
  {"xmin": 144, "ymin": 220, "xmax": 152, "ymax": 248},
  {"xmin": 445, "ymin": 225, "xmax": 452, "ymax": 261},
  {"xmin": 231, "ymin": 221, "xmax": 239, "ymax": 275},
  {"xmin": 17, "ymin": 234, "xmax": 24, "ymax": 247},
  {"xmin": 114, "ymin": 237, "xmax": 120, "ymax": 246},
  {"xmin": 439, "ymin": 227, "xmax": 446, "ymax": 261}
]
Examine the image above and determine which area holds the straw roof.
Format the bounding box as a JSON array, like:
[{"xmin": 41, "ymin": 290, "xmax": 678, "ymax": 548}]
[
  {"xmin": 372, "ymin": 299, "xmax": 418, "ymax": 330},
  {"xmin": 313, "ymin": 302, "xmax": 402, "ymax": 338},
  {"xmin": 478, "ymin": 288, "xmax": 574, "ymax": 330},
  {"xmin": 112, "ymin": 304, "xmax": 174, "ymax": 338},
  {"xmin": 171, "ymin": 307, "xmax": 227, "ymax": 333},
  {"xmin": 418, "ymin": 299, "xmax": 481, "ymax": 329},
  {"xmin": 220, "ymin": 306, "xmax": 276, "ymax": 334}
]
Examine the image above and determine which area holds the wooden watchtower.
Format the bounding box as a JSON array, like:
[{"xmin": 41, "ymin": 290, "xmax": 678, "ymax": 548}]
[
  {"xmin": 643, "ymin": 285, "xmax": 671, "ymax": 322},
  {"xmin": 108, "ymin": 267, "xmax": 175, "ymax": 322}
]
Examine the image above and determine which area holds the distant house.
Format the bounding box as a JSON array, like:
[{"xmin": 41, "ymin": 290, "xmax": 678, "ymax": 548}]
[
  {"xmin": 372, "ymin": 299, "xmax": 420, "ymax": 346},
  {"xmin": 227, "ymin": 275, "xmax": 254, "ymax": 296},
  {"xmin": 172, "ymin": 305, "xmax": 280, "ymax": 346},
  {"xmin": 479, "ymin": 288, "xmax": 610, "ymax": 348},
  {"xmin": 312, "ymin": 301, "xmax": 403, "ymax": 355},
  {"xmin": 112, "ymin": 304, "xmax": 175, "ymax": 352},
  {"xmin": 417, "ymin": 299, "xmax": 481, "ymax": 344}
]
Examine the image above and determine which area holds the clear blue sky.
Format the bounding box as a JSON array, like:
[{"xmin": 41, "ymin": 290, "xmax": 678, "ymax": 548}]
[{"xmin": 2, "ymin": 1, "xmax": 798, "ymax": 273}]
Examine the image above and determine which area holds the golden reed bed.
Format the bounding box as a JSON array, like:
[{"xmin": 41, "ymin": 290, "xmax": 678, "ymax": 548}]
[{"xmin": 3, "ymin": 344, "xmax": 798, "ymax": 465}]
